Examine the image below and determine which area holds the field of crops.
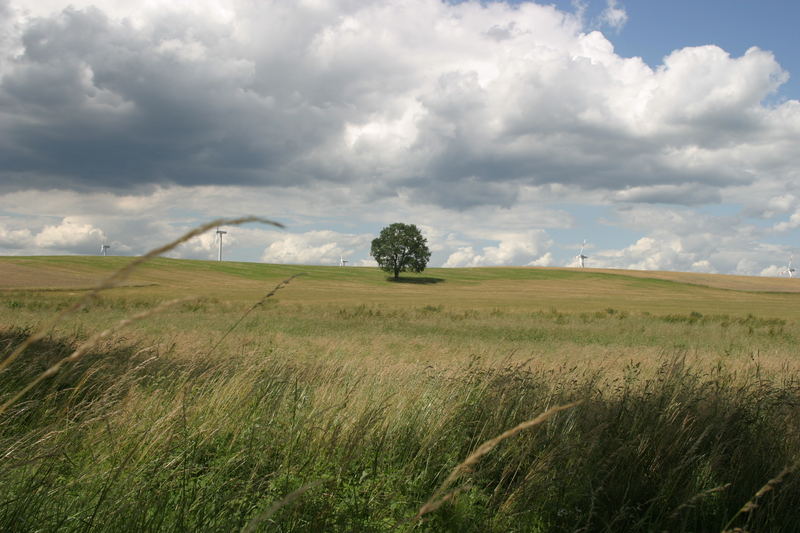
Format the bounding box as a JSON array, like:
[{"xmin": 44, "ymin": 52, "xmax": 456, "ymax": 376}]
[{"xmin": 1, "ymin": 256, "xmax": 799, "ymax": 531}]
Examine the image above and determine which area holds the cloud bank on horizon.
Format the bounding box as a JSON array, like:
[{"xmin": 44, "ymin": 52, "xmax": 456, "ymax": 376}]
[{"xmin": 0, "ymin": 0, "xmax": 798, "ymax": 275}]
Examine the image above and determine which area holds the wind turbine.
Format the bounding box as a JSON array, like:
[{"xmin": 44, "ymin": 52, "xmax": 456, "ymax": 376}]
[
  {"xmin": 340, "ymin": 256, "xmax": 348, "ymax": 267},
  {"xmin": 780, "ymin": 255, "xmax": 795, "ymax": 278},
  {"xmin": 216, "ymin": 228, "xmax": 227, "ymax": 261},
  {"xmin": 576, "ymin": 240, "xmax": 588, "ymax": 268},
  {"xmin": 100, "ymin": 244, "xmax": 110, "ymax": 256}
]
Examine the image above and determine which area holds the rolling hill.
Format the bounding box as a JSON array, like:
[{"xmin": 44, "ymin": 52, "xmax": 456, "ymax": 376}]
[{"xmin": 2, "ymin": 255, "xmax": 799, "ymax": 319}]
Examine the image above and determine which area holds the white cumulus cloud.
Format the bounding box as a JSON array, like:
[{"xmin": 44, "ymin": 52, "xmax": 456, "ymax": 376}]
[
  {"xmin": 261, "ymin": 230, "xmax": 372, "ymax": 265},
  {"xmin": 443, "ymin": 230, "xmax": 552, "ymax": 267},
  {"xmin": 33, "ymin": 217, "xmax": 106, "ymax": 252}
]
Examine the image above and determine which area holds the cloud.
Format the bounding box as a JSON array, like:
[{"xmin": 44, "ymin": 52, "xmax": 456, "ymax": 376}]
[
  {"xmin": 442, "ymin": 230, "xmax": 552, "ymax": 267},
  {"xmin": 33, "ymin": 218, "xmax": 105, "ymax": 250},
  {"xmin": 0, "ymin": 223, "xmax": 33, "ymax": 249},
  {"xmin": 774, "ymin": 211, "xmax": 800, "ymax": 232},
  {"xmin": 760, "ymin": 259, "xmax": 794, "ymax": 277},
  {"xmin": 613, "ymin": 183, "xmax": 721, "ymax": 205},
  {"xmin": 587, "ymin": 205, "xmax": 790, "ymax": 275},
  {"xmin": 529, "ymin": 252, "xmax": 554, "ymax": 267},
  {"xmin": 0, "ymin": 216, "xmax": 105, "ymax": 254},
  {"xmin": 0, "ymin": 183, "xmax": 795, "ymax": 276},
  {"xmin": 179, "ymin": 228, "xmax": 232, "ymax": 261},
  {"xmin": 0, "ymin": 183, "xmax": 568, "ymax": 265},
  {"xmin": 598, "ymin": 0, "xmax": 628, "ymax": 32},
  {"xmin": 261, "ymin": 230, "xmax": 372, "ymax": 265},
  {"xmin": 0, "ymin": 0, "xmax": 795, "ymax": 212},
  {"xmin": 593, "ymin": 235, "xmax": 701, "ymax": 272}
]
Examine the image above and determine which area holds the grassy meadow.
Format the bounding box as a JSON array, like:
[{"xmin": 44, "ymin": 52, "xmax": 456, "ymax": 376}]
[{"xmin": 1, "ymin": 255, "xmax": 800, "ymax": 531}]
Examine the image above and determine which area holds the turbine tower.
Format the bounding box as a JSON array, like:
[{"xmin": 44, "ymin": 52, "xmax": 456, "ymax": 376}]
[
  {"xmin": 576, "ymin": 240, "xmax": 588, "ymax": 268},
  {"xmin": 100, "ymin": 244, "xmax": 110, "ymax": 256},
  {"xmin": 340, "ymin": 256, "xmax": 348, "ymax": 267},
  {"xmin": 216, "ymin": 228, "xmax": 227, "ymax": 262},
  {"xmin": 781, "ymin": 255, "xmax": 795, "ymax": 278}
]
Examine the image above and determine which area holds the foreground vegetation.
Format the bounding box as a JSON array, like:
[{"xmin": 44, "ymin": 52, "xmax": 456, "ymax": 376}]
[{"xmin": 1, "ymin": 256, "xmax": 800, "ymax": 531}]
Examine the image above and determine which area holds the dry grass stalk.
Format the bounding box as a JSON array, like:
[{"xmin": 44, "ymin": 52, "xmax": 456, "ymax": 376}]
[
  {"xmin": 722, "ymin": 459, "xmax": 799, "ymax": 532},
  {"xmin": 0, "ymin": 297, "xmax": 195, "ymax": 415},
  {"xmin": 668, "ymin": 483, "xmax": 731, "ymax": 520},
  {"xmin": 415, "ymin": 400, "xmax": 582, "ymax": 520},
  {"xmin": 0, "ymin": 216, "xmax": 283, "ymax": 374}
]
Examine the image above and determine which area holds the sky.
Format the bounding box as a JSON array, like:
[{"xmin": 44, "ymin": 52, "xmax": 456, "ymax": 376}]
[{"xmin": 1, "ymin": 0, "xmax": 799, "ymax": 275}]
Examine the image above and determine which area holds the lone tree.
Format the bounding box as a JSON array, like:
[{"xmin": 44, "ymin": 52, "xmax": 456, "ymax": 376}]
[{"xmin": 370, "ymin": 223, "xmax": 432, "ymax": 280}]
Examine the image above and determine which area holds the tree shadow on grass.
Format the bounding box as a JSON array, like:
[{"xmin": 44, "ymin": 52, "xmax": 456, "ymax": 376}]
[{"xmin": 385, "ymin": 277, "xmax": 445, "ymax": 284}]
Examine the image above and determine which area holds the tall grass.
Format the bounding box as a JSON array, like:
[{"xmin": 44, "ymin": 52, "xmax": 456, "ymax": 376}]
[{"xmin": 1, "ymin": 326, "xmax": 799, "ymax": 531}]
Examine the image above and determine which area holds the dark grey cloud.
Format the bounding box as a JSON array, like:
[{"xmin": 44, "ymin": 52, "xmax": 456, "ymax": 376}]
[
  {"xmin": 0, "ymin": 5, "xmax": 354, "ymax": 191},
  {"xmin": 406, "ymin": 175, "xmax": 519, "ymax": 210}
]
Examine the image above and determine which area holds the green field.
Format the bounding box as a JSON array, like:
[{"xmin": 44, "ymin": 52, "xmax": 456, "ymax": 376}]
[{"xmin": 1, "ymin": 256, "xmax": 799, "ymax": 531}]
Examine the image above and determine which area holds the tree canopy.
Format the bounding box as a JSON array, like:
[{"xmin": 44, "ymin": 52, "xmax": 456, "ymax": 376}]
[{"xmin": 370, "ymin": 223, "xmax": 431, "ymax": 280}]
